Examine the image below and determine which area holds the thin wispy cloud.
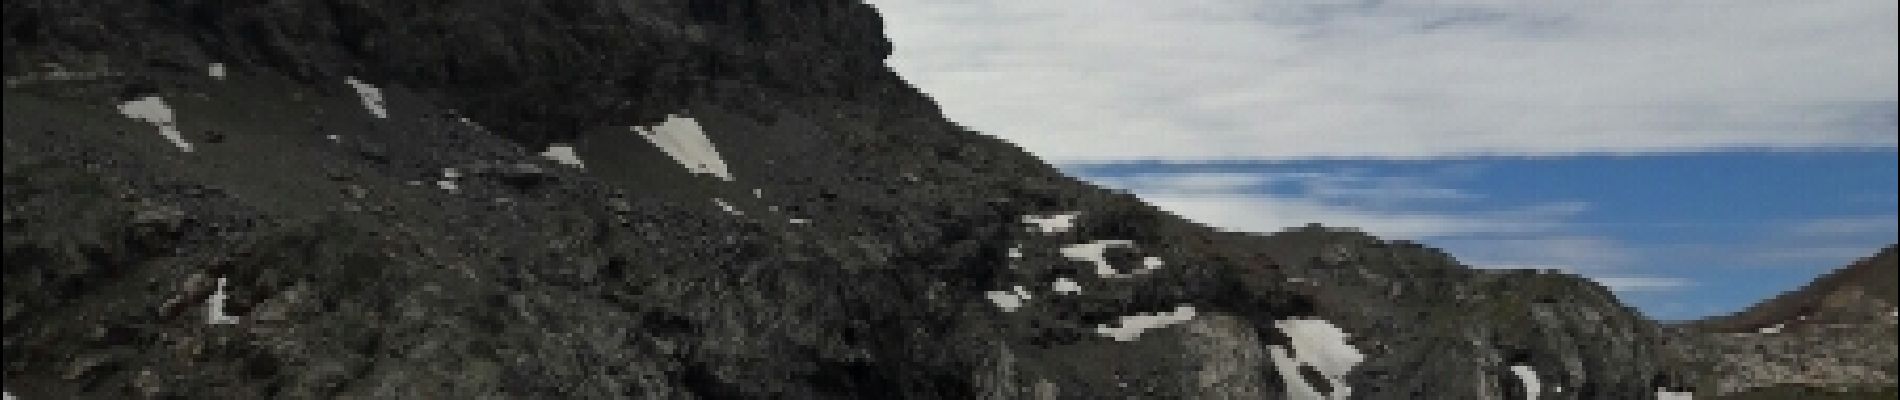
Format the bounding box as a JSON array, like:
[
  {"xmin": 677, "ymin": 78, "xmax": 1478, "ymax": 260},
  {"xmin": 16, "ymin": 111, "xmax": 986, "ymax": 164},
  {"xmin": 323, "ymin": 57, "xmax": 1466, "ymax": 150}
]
[
  {"xmin": 1712, "ymin": 214, "xmax": 1900, "ymax": 266},
  {"xmin": 1742, "ymin": 246, "xmax": 1897, "ymax": 264},
  {"xmin": 1089, "ymin": 168, "xmax": 1690, "ymax": 293},
  {"xmin": 1784, "ymin": 214, "xmax": 1899, "ymax": 238},
  {"xmin": 872, "ymin": 0, "xmax": 1898, "ymax": 161},
  {"xmin": 1093, "ymin": 170, "xmax": 1481, "ymax": 203},
  {"xmin": 1094, "ymin": 171, "xmax": 1292, "ymax": 197},
  {"xmin": 1142, "ymin": 194, "xmax": 1569, "ymax": 239},
  {"xmin": 1089, "ymin": 171, "xmax": 1566, "ymax": 238},
  {"xmin": 1593, "ymin": 277, "xmax": 1696, "ymax": 292},
  {"xmin": 1447, "ymin": 235, "xmax": 1639, "ymax": 272}
]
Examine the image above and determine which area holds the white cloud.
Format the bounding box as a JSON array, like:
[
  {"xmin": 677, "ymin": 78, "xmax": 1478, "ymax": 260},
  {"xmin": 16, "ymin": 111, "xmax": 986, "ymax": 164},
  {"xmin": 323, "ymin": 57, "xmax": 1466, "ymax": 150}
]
[
  {"xmin": 1303, "ymin": 176, "xmax": 1478, "ymax": 202},
  {"xmin": 1095, "ymin": 170, "xmax": 1478, "ymax": 203},
  {"xmin": 872, "ymin": 0, "xmax": 1898, "ymax": 161},
  {"xmin": 1090, "ymin": 169, "xmax": 1690, "ymax": 291},
  {"xmin": 1093, "ymin": 172, "xmax": 1291, "ymax": 196},
  {"xmin": 1142, "ymin": 194, "xmax": 1568, "ymax": 239},
  {"xmin": 1740, "ymin": 245, "xmax": 1894, "ymax": 264},
  {"xmin": 1448, "ymin": 235, "xmax": 1637, "ymax": 271},
  {"xmin": 1707, "ymin": 215, "xmax": 1899, "ymax": 267},
  {"xmin": 1785, "ymin": 214, "xmax": 1899, "ymax": 237},
  {"xmin": 1590, "ymin": 277, "xmax": 1695, "ymax": 292},
  {"xmin": 1091, "ymin": 171, "xmax": 1574, "ymax": 240}
]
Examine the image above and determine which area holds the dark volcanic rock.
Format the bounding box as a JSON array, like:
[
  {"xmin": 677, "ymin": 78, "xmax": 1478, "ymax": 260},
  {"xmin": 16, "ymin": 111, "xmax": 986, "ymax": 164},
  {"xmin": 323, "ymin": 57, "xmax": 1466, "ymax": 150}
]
[{"xmin": 2, "ymin": 1, "xmax": 1739, "ymax": 399}]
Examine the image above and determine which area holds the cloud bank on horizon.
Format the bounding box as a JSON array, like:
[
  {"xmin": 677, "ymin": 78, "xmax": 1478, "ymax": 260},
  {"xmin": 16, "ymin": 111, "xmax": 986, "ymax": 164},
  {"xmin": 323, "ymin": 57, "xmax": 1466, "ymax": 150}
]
[{"xmin": 871, "ymin": 0, "xmax": 1897, "ymax": 161}]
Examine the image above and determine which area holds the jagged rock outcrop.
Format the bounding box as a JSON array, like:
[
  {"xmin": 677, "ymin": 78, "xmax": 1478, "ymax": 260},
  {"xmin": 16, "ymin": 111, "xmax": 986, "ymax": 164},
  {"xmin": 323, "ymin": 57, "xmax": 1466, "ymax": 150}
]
[{"xmin": 4, "ymin": 1, "xmax": 1734, "ymax": 398}]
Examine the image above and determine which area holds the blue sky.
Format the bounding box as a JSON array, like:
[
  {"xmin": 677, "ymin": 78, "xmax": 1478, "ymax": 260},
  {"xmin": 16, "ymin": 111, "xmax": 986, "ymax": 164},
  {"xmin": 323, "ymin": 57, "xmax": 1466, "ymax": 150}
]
[
  {"xmin": 867, "ymin": 0, "xmax": 1897, "ymax": 320},
  {"xmin": 1060, "ymin": 152, "xmax": 1897, "ymax": 321}
]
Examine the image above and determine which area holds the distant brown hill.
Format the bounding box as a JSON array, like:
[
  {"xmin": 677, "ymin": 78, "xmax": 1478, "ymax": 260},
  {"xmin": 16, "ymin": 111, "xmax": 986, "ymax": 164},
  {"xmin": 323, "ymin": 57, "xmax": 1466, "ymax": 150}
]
[
  {"xmin": 1670, "ymin": 245, "xmax": 1898, "ymax": 397},
  {"xmin": 1689, "ymin": 245, "xmax": 1898, "ymax": 334}
]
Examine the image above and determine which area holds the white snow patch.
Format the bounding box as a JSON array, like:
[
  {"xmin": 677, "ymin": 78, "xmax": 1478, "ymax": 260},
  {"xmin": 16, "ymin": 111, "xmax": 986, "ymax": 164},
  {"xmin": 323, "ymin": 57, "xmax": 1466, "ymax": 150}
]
[
  {"xmin": 1007, "ymin": 246, "xmax": 1023, "ymax": 259},
  {"xmin": 713, "ymin": 198, "xmax": 742, "ymax": 216},
  {"xmin": 540, "ymin": 144, "xmax": 586, "ymax": 168},
  {"xmin": 1758, "ymin": 323, "xmax": 1783, "ymax": 334},
  {"xmin": 1266, "ymin": 318, "xmax": 1365, "ymax": 400},
  {"xmin": 986, "ymin": 286, "xmax": 1036, "ymax": 311},
  {"xmin": 753, "ymin": 188, "xmax": 764, "ymax": 198},
  {"xmin": 1510, "ymin": 365, "xmax": 1541, "ymax": 400},
  {"xmin": 117, "ymin": 96, "xmax": 192, "ymax": 152},
  {"xmin": 1655, "ymin": 389, "xmax": 1694, "ymax": 400},
  {"xmin": 325, "ymin": 134, "xmax": 341, "ymax": 142},
  {"xmin": 634, "ymin": 115, "xmax": 734, "ymax": 181},
  {"xmin": 1052, "ymin": 278, "xmax": 1082, "ymax": 294},
  {"xmin": 987, "ymin": 290, "xmax": 1026, "ymax": 312},
  {"xmin": 342, "ymin": 77, "xmax": 389, "ymax": 118},
  {"xmin": 1021, "ymin": 212, "xmax": 1081, "ymax": 233},
  {"xmin": 442, "ymin": 168, "xmax": 461, "ymax": 179},
  {"xmin": 789, "ymin": 218, "xmax": 812, "ymax": 224},
  {"xmin": 436, "ymin": 180, "xmax": 458, "ymax": 191},
  {"xmin": 4, "ymin": 390, "xmax": 15, "ymax": 400},
  {"xmin": 1057, "ymin": 240, "xmax": 1161, "ymax": 278},
  {"xmin": 1094, "ymin": 305, "xmax": 1196, "ymax": 342},
  {"xmin": 207, "ymin": 63, "xmax": 226, "ymax": 79},
  {"xmin": 207, "ymin": 277, "xmax": 240, "ymax": 325}
]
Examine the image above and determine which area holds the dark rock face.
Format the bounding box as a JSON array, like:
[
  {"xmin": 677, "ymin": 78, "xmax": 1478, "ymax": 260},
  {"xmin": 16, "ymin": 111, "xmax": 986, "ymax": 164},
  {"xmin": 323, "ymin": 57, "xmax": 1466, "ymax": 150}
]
[
  {"xmin": 4, "ymin": 0, "xmax": 901, "ymax": 148},
  {"xmin": 0, "ymin": 1, "xmax": 1742, "ymax": 399}
]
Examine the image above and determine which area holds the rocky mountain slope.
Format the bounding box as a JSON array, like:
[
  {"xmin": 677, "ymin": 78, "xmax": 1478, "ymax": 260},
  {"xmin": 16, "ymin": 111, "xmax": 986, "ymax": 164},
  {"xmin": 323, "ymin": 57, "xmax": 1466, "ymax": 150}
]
[
  {"xmin": 1667, "ymin": 247, "xmax": 1899, "ymax": 399},
  {"xmin": 1, "ymin": 0, "xmax": 1887, "ymax": 398},
  {"xmin": 1687, "ymin": 246, "xmax": 1897, "ymax": 335}
]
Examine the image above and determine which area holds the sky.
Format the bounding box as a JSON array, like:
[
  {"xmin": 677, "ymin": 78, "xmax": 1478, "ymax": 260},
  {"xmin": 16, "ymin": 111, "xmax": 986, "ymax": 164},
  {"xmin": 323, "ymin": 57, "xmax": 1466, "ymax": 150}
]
[{"xmin": 866, "ymin": 0, "xmax": 1898, "ymax": 321}]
